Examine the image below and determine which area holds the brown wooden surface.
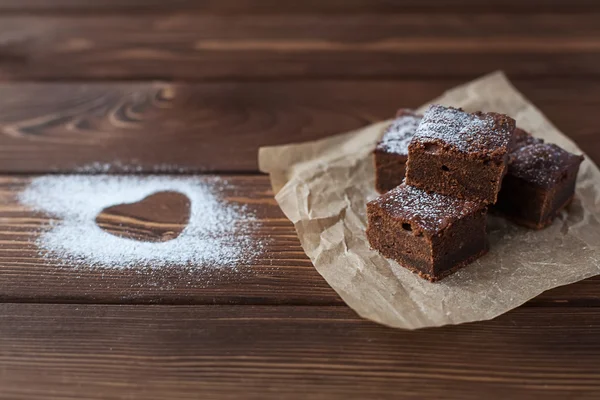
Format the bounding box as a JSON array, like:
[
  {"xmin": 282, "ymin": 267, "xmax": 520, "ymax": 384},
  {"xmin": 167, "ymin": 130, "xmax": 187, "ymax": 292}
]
[
  {"xmin": 1, "ymin": 174, "xmax": 600, "ymax": 307},
  {"xmin": 0, "ymin": 14, "xmax": 600, "ymax": 80},
  {"xmin": 1, "ymin": 2, "xmax": 600, "ymax": 399},
  {"xmin": 0, "ymin": 1, "xmax": 599, "ymax": 13},
  {"xmin": 2, "ymin": 304, "xmax": 600, "ymax": 400},
  {"xmin": 0, "ymin": 175, "xmax": 340, "ymax": 305},
  {"xmin": 0, "ymin": 79, "xmax": 598, "ymax": 173}
]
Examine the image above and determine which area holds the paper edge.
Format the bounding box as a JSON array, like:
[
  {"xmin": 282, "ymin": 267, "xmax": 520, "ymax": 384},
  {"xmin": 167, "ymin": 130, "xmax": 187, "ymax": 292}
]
[{"xmin": 259, "ymin": 70, "xmax": 600, "ymax": 329}]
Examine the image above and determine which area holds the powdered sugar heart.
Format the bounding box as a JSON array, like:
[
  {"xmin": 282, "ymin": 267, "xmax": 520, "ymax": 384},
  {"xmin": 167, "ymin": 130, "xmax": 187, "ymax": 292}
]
[
  {"xmin": 96, "ymin": 191, "xmax": 191, "ymax": 243},
  {"xmin": 18, "ymin": 175, "xmax": 263, "ymax": 269}
]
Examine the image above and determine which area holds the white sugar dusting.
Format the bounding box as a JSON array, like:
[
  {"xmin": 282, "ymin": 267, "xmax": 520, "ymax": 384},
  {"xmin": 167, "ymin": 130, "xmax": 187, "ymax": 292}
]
[
  {"xmin": 510, "ymin": 143, "xmax": 583, "ymax": 187},
  {"xmin": 416, "ymin": 105, "xmax": 513, "ymax": 154},
  {"xmin": 377, "ymin": 113, "xmax": 422, "ymax": 155},
  {"xmin": 72, "ymin": 161, "xmax": 195, "ymax": 174},
  {"xmin": 18, "ymin": 175, "xmax": 263, "ymax": 269},
  {"xmin": 377, "ymin": 184, "xmax": 482, "ymax": 233}
]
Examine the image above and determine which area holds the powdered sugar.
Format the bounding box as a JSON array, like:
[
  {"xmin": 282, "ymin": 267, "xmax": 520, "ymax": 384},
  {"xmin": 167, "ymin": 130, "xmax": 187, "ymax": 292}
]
[
  {"xmin": 371, "ymin": 183, "xmax": 484, "ymax": 234},
  {"xmin": 73, "ymin": 161, "xmax": 194, "ymax": 174},
  {"xmin": 509, "ymin": 143, "xmax": 584, "ymax": 188},
  {"xmin": 510, "ymin": 127, "xmax": 544, "ymax": 152},
  {"xmin": 415, "ymin": 105, "xmax": 514, "ymax": 156},
  {"xmin": 18, "ymin": 175, "xmax": 263, "ymax": 269},
  {"xmin": 376, "ymin": 112, "xmax": 422, "ymax": 155}
]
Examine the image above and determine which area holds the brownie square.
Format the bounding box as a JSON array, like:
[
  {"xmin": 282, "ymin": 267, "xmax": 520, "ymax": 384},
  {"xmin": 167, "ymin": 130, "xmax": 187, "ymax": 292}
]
[
  {"xmin": 366, "ymin": 183, "xmax": 488, "ymax": 282},
  {"xmin": 374, "ymin": 109, "xmax": 422, "ymax": 193},
  {"xmin": 495, "ymin": 143, "xmax": 584, "ymax": 229},
  {"xmin": 405, "ymin": 105, "xmax": 516, "ymax": 204},
  {"xmin": 510, "ymin": 127, "xmax": 544, "ymax": 152}
]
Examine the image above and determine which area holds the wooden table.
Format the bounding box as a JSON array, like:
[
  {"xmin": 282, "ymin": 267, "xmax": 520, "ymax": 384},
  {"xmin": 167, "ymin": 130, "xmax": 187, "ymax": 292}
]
[{"xmin": 1, "ymin": 2, "xmax": 600, "ymax": 399}]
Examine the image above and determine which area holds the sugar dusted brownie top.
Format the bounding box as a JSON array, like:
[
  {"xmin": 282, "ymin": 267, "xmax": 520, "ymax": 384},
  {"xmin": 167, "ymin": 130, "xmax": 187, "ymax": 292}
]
[
  {"xmin": 509, "ymin": 143, "xmax": 584, "ymax": 188},
  {"xmin": 375, "ymin": 109, "xmax": 422, "ymax": 155},
  {"xmin": 368, "ymin": 184, "xmax": 484, "ymax": 235},
  {"xmin": 414, "ymin": 105, "xmax": 516, "ymax": 159},
  {"xmin": 510, "ymin": 127, "xmax": 544, "ymax": 152}
]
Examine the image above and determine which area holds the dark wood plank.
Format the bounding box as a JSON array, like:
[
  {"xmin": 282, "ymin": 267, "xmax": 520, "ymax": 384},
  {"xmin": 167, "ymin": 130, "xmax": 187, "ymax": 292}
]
[
  {"xmin": 0, "ymin": 0, "xmax": 598, "ymax": 13},
  {"xmin": 0, "ymin": 80, "xmax": 411, "ymax": 173},
  {"xmin": 0, "ymin": 14, "xmax": 599, "ymax": 80},
  {"xmin": 96, "ymin": 191, "xmax": 191, "ymax": 243},
  {"xmin": 2, "ymin": 303, "xmax": 600, "ymax": 399},
  {"xmin": 1, "ymin": 174, "xmax": 600, "ymax": 306},
  {"xmin": 0, "ymin": 79, "xmax": 598, "ymax": 173},
  {"xmin": 0, "ymin": 174, "xmax": 341, "ymax": 305}
]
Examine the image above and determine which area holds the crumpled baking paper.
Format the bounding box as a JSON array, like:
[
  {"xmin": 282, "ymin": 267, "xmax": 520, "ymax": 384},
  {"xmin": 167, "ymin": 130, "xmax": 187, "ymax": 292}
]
[{"xmin": 258, "ymin": 71, "xmax": 600, "ymax": 329}]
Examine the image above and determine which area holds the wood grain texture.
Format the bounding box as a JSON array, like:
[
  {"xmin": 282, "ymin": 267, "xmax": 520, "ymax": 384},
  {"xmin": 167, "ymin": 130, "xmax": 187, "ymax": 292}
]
[
  {"xmin": 0, "ymin": 0, "xmax": 598, "ymax": 13},
  {"xmin": 2, "ymin": 303, "xmax": 600, "ymax": 400},
  {"xmin": 0, "ymin": 2, "xmax": 599, "ymax": 398},
  {"xmin": 1, "ymin": 174, "xmax": 600, "ymax": 306},
  {"xmin": 0, "ymin": 79, "xmax": 598, "ymax": 173},
  {"xmin": 96, "ymin": 191, "xmax": 191, "ymax": 242},
  {"xmin": 0, "ymin": 14, "xmax": 599, "ymax": 80},
  {"xmin": 0, "ymin": 175, "xmax": 340, "ymax": 305}
]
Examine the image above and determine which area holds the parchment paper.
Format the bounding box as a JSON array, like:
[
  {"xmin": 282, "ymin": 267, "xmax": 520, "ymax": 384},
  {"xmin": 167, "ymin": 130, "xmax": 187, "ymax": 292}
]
[{"xmin": 259, "ymin": 71, "xmax": 600, "ymax": 329}]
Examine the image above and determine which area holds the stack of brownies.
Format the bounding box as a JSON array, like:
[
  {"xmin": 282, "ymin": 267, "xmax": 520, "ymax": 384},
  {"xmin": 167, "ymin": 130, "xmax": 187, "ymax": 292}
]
[{"xmin": 366, "ymin": 105, "xmax": 584, "ymax": 282}]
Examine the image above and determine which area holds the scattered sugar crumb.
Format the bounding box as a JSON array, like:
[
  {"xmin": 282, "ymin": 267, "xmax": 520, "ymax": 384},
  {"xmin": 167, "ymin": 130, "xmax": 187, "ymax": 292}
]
[
  {"xmin": 18, "ymin": 175, "xmax": 263, "ymax": 270},
  {"xmin": 72, "ymin": 161, "xmax": 196, "ymax": 174}
]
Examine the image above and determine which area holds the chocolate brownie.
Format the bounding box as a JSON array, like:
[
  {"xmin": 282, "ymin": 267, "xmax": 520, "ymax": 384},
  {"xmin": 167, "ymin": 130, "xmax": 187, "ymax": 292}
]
[
  {"xmin": 374, "ymin": 109, "xmax": 422, "ymax": 193},
  {"xmin": 405, "ymin": 105, "xmax": 516, "ymax": 204},
  {"xmin": 495, "ymin": 143, "xmax": 584, "ymax": 229},
  {"xmin": 510, "ymin": 127, "xmax": 544, "ymax": 152},
  {"xmin": 366, "ymin": 183, "xmax": 488, "ymax": 282}
]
